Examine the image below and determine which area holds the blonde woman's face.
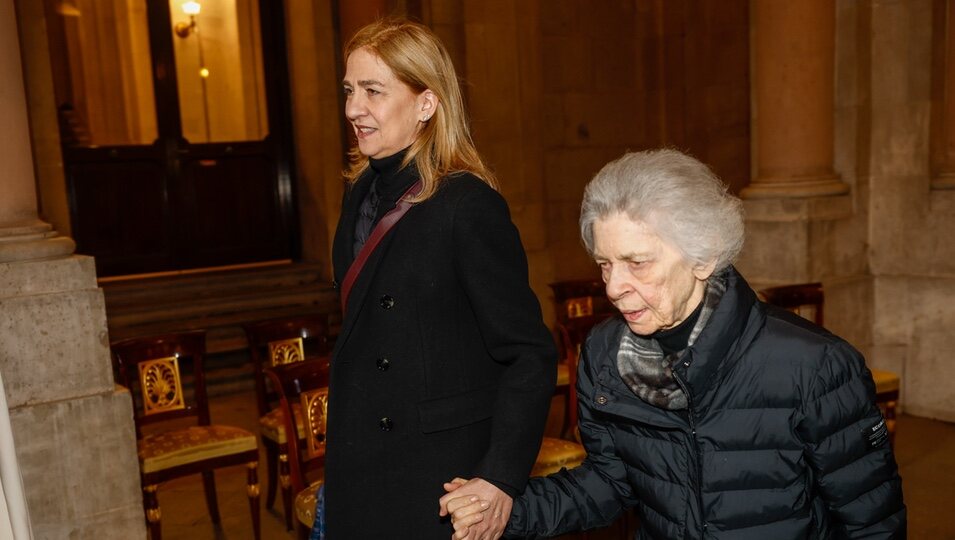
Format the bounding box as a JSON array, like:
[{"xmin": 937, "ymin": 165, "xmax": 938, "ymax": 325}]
[{"xmin": 343, "ymin": 48, "xmax": 429, "ymax": 159}]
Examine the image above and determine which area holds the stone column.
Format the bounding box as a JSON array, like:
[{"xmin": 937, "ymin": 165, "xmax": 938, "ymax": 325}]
[
  {"xmin": 0, "ymin": 0, "xmax": 73, "ymax": 262},
  {"xmin": 736, "ymin": 0, "xmax": 854, "ymax": 290},
  {"xmin": 932, "ymin": 0, "xmax": 955, "ymax": 189},
  {"xmin": 0, "ymin": 0, "xmax": 146, "ymax": 537},
  {"xmin": 744, "ymin": 0, "xmax": 848, "ymax": 199}
]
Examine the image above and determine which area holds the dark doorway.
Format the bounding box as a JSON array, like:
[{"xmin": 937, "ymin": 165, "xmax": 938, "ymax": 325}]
[{"xmin": 46, "ymin": 0, "xmax": 297, "ymax": 276}]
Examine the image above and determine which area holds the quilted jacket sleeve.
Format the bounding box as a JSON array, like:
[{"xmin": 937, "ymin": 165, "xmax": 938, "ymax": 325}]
[
  {"xmin": 505, "ymin": 342, "xmax": 638, "ymax": 539},
  {"xmin": 795, "ymin": 340, "xmax": 906, "ymax": 539}
]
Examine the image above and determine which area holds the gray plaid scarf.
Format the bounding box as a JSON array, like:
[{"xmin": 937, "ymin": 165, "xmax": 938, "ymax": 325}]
[{"xmin": 616, "ymin": 272, "xmax": 727, "ymax": 410}]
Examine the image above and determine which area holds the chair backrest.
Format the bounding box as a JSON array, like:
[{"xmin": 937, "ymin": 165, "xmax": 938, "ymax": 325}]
[
  {"xmin": 243, "ymin": 314, "xmax": 334, "ymax": 417},
  {"xmin": 264, "ymin": 358, "xmax": 331, "ymax": 494},
  {"xmin": 758, "ymin": 282, "xmax": 824, "ymax": 326},
  {"xmin": 111, "ymin": 330, "xmax": 209, "ymax": 439},
  {"xmin": 556, "ymin": 313, "xmax": 614, "ymax": 434},
  {"xmin": 548, "ymin": 279, "xmax": 613, "ymax": 323}
]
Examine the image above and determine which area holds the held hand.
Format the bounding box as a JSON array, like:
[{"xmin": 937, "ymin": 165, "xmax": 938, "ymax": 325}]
[
  {"xmin": 447, "ymin": 495, "xmax": 490, "ymax": 539},
  {"xmin": 439, "ymin": 477, "xmax": 512, "ymax": 540}
]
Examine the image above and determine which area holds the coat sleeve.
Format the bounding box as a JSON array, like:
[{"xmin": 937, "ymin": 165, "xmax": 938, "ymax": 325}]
[
  {"xmin": 795, "ymin": 340, "xmax": 906, "ymax": 539},
  {"xmin": 505, "ymin": 338, "xmax": 638, "ymax": 538},
  {"xmin": 451, "ymin": 183, "xmax": 558, "ymax": 494}
]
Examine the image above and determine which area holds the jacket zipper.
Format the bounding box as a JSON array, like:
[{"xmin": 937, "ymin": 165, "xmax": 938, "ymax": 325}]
[{"xmin": 674, "ymin": 372, "xmax": 706, "ymax": 539}]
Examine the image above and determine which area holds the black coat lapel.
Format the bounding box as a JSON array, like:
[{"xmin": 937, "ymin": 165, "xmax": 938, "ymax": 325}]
[
  {"xmin": 332, "ymin": 217, "xmax": 404, "ymax": 355},
  {"xmin": 332, "ymin": 173, "xmax": 375, "ymax": 284}
]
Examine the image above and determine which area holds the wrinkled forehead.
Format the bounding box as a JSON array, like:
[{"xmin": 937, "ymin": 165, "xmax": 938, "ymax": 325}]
[{"xmin": 592, "ymin": 213, "xmax": 668, "ymax": 256}]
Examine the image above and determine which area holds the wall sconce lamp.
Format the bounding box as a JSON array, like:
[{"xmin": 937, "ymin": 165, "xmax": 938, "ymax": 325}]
[{"xmin": 174, "ymin": 2, "xmax": 201, "ymax": 38}]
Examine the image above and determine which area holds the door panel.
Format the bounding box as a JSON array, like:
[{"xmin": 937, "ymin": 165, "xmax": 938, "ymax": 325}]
[
  {"xmin": 47, "ymin": 0, "xmax": 297, "ymax": 277},
  {"xmin": 68, "ymin": 158, "xmax": 171, "ymax": 274},
  {"xmin": 179, "ymin": 151, "xmax": 289, "ymax": 266}
]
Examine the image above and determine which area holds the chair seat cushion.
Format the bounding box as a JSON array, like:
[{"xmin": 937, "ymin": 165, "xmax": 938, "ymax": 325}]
[
  {"xmin": 259, "ymin": 405, "xmax": 304, "ymax": 443},
  {"xmin": 139, "ymin": 425, "xmax": 257, "ymax": 473},
  {"xmin": 871, "ymin": 369, "xmax": 900, "ymax": 395},
  {"xmin": 556, "ymin": 363, "xmax": 570, "ymax": 387},
  {"xmin": 295, "ymin": 477, "xmax": 325, "ymax": 528},
  {"xmin": 531, "ymin": 437, "xmax": 586, "ymax": 477}
]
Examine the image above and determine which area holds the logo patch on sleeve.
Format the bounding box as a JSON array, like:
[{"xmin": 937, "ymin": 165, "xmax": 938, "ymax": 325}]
[{"xmin": 862, "ymin": 418, "xmax": 889, "ymax": 449}]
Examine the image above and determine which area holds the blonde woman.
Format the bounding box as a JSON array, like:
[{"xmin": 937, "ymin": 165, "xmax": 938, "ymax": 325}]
[{"xmin": 325, "ymin": 18, "xmax": 556, "ymax": 539}]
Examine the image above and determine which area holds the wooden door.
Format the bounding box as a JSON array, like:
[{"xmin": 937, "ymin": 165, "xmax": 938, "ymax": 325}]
[{"xmin": 47, "ymin": 0, "xmax": 297, "ymax": 276}]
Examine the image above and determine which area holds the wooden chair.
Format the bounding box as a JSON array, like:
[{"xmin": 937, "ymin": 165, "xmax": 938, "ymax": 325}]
[
  {"xmin": 549, "ymin": 278, "xmax": 613, "ymax": 325},
  {"xmin": 242, "ymin": 314, "xmax": 334, "ymax": 530},
  {"xmin": 555, "ymin": 314, "xmax": 614, "ymax": 440},
  {"xmin": 264, "ymin": 358, "xmax": 331, "ymax": 540},
  {"xmin": 111, "ymin": 330, "xmax": 260, "ymax": 540},
  {"xmin": 548, "ymin": 280, "xmax": 615, "ymax": 436},
  {"xmin": 759, "ymin": 282, "xmax": 901, "ymax": 445}
]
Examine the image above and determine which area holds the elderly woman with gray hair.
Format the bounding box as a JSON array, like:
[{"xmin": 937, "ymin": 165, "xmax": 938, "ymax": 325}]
[{"xmin": 442, "ymin": 149, "xmax": 905, "ymax": 539}]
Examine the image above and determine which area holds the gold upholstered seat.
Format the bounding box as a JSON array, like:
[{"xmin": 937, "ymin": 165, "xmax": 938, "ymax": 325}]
[
  {"xmin": 532, "ymin": 437, "xmax": 588, "ymax": 477},
  {"xmin": 871, "ymin": 369, "xmax": 901, "ymax": 443},
  {"xmin": 139, "ymin": 425, "xmax": 258, "ymax": 473},
  {"xmin": 258, "ymin": 405, "xmax": 306, "ymax": 443},
  {"xmin": 294, "ymin": 479, "xmax": 324, "ymax": 532},
  {"xmin": 111, "ymin": 330, "xmax": 260, "ymax": 540}
]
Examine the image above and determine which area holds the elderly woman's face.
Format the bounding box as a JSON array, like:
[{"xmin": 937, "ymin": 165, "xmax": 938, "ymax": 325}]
[
  {"xmin": 594, "ymin": 212, "xmax": 714, "ymax": 336},
  {"xmin": 343, "ymin": 47, "xmax": 431, "ymax": 159}
]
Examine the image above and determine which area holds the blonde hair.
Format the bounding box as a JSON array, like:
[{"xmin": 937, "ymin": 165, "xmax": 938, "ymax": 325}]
[{"xmin": 343, "ymin": 18, "xmax": 497, "ymax": 201}]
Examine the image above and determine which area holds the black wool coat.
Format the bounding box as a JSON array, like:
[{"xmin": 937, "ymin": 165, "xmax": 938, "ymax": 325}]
[
  {"xmin": 507, "ymin": 267, "xmax": 906, "ymax": 540},
  {"xmin": 325, "ymin": 169, "xmax": 557, "ymax": 539}
]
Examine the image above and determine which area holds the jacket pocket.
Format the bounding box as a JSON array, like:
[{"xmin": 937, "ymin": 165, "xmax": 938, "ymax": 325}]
[{"xmin": 417, "ymin": 385, "xmax": 496, "ymax": 434}]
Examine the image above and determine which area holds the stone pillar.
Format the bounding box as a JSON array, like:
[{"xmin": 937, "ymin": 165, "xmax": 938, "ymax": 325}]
[
  {"xmin": 744, "ymin": 0, "xmax": 848, "ymax": 199},
  {"xmin": 0, "ymin": 0, "xmax": 73, "ymax": 262},
  {"xmin": 932, "ymin": 0, "xmax": 955, "ymax": 189},
  {"xmin": 736, "ymin": 0, "xmax": 854, "ymax": 290},
  {"xmin": 0, "ymin": 0, "xmax": 146, "ymax": 537}
]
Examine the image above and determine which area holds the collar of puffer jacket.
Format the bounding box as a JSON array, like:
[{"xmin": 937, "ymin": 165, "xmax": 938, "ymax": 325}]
[
  {"xmin": 588, "ymin": 266, "xmax": 765, "ymax": 413},
  {"xmin": 672, "ymin": 266, "xmax": 764, "ymax": 410}
]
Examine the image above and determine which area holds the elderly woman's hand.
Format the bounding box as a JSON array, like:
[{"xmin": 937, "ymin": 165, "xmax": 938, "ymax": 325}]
[{"xmin": 440, "ymin": 477, "xmax": 511, "ymax": 540}]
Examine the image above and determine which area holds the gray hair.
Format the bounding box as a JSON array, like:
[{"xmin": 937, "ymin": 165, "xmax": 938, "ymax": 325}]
[{"xmin": 579, "ymin": 149, "xmax": 744, "ymax": 272}]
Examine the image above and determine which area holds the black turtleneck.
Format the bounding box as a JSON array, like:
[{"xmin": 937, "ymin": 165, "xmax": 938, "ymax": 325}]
[
  {"xmin": 353, "ymin": 148, "xmax": 419, "ymax": 258},
  {"xmin": 368, "ymin": 148, "xmax": 419, "ymax": 222},
  {"xmin": 649, "ymin": 299, "xmax": 704, "ymax": 356}
]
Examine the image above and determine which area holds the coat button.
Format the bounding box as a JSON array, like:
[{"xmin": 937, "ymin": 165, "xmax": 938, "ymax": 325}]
[
  {"xmin": 596, "ymin": 395, "xmax": 608, "ymax": 405},
  {"xmin": 379, "ymin": 417, "xmax": 393, "ymax": 431},
  {"xmin": 379, "ymin": 295, "xmax": 395, "ymax": 309},
  {"xmin": 376, "ymin": 357, "xmax": 390, "ymax": 371}
]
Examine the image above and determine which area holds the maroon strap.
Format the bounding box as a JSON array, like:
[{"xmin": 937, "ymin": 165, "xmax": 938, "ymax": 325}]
[{"xmin": 340, "ymin": 180, "xmax": 422, "ymax": 313}]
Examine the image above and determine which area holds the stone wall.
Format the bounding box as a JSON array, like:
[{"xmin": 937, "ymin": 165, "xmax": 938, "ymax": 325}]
[
  {"xmin": 865, "ymin": 0, "xmax": 955, "ymax": 421},
  {"xmin": 0, "ymin": 260, "xmax": 145, "ymax": 540}
]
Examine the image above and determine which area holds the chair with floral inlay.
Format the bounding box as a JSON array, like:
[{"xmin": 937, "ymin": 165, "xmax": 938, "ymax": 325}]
[
  {"xmin": 243, "ymin": 314, "xmax": 334, "ymax": 530},
  {"xmin": 264, "ymin": 358, "xmax": 331, "ymax": 539},
  {"xmin": 111, "ymin": 330, "xmax": 260, "ymax": 540}
]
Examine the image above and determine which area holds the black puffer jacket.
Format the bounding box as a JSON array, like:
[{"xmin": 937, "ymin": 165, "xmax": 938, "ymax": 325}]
[{"xmin": 507, "ymin": 267, "xmax": 905, "ymax": 539}]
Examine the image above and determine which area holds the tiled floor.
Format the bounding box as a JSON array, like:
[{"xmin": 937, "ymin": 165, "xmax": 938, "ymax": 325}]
[{"xmin": 156, "ymin": 385, "xmax": 955, "ymax": 539}]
